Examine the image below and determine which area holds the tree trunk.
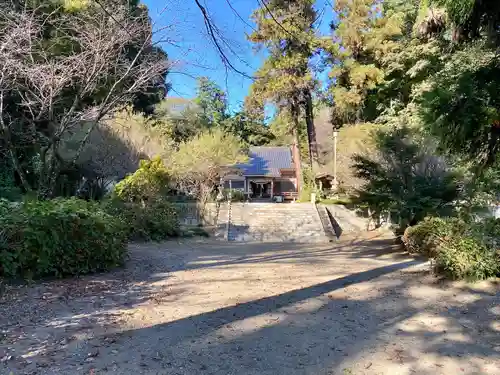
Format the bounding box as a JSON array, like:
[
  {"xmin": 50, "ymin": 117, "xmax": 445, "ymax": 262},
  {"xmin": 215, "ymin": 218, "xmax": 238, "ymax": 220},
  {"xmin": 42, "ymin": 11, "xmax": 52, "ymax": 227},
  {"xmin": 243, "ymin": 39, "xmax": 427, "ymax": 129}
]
[
  {"xmin": 0, "ymin": 128, "xmax": 31, "ymax": 193},
  {"xmin": 0, "ymin": 94, "xmax": 32, "ymax": 193},
  {"xmin": 37, "ymin": 146, "xmax": 61, "ymax": 199},
  {"xmin": 303, "ymin": 88, "xmax": 318, "ymax": 168},
  {"xmin": 8, "ymin": 148, "xmax": 31, "ymax": 193},
  {"xmin": 290, "ymin": 100, "xmax": 302, "ymax": 192}
]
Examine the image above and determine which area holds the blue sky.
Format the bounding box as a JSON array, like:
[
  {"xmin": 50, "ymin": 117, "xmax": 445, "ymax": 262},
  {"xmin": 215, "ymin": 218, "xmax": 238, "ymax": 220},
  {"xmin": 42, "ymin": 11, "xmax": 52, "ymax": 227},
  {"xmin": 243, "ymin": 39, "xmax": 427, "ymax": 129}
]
[{"xmin": 143, "ymin": 0, "xmax": 334, "ymax": 111}]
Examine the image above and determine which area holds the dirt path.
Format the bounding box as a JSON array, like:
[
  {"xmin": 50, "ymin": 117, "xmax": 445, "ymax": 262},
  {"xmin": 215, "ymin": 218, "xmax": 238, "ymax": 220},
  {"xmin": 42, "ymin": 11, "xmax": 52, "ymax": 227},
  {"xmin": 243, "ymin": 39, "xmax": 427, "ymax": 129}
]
[{"xmin": 1, "ymin": 234, "xmax": 499, "ymax": 375}]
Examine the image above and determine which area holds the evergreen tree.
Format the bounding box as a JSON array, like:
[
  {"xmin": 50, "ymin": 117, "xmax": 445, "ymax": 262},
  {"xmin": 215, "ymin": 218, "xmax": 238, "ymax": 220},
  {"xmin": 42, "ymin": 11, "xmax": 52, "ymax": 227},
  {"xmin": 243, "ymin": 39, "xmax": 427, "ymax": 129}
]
[
  {"xmin": 247, "ymin": 0, "xmax": 319, "ymax": 166},
  {"xmin": 194, "ymin": 77, "xmax": 228, "ymax": 128},
  {"xmin": 222, "ymin": 112, "xmax": 275, "ymax": 146},
  {"xmin": 365, "ymin": 0, "xmax": 445, "ymax": 127},
  {"xmin": 324, "ymin": 0, "xmax": 405, "ymax": 127},
  {"xmin": 431, "ymin": 0, "xmax": 500, "ymax": 43},
  {"xmin": 352, "ymin": 126, "xmax": 460, "ymax": 233}
]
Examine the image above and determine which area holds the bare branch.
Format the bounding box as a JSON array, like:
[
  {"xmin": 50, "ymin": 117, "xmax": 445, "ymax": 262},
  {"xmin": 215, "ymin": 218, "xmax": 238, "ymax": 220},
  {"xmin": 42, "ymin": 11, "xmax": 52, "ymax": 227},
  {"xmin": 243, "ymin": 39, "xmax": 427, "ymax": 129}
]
[
  {"xmin": 0, "ymin": 2, "xmax": 169, "ymax": 196},
  {"xmin": 193, "ymin": 0, "xmax": 252, "ymax": 79}
]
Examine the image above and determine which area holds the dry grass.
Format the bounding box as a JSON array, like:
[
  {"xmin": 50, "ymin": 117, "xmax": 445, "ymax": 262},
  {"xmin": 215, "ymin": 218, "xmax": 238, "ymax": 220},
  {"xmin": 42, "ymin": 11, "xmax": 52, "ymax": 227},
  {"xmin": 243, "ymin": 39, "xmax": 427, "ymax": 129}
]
[{"xmin": 314, "ymin": 114, "xmax": 388, "ymax": 192}]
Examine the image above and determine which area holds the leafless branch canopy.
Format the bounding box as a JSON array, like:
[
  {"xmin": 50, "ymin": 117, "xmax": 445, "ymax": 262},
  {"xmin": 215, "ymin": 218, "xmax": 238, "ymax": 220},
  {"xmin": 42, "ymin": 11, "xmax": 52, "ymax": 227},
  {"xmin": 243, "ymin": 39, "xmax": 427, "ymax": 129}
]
[{"xmin": 0, "ymin": 1, "xmax": 169, "ymax": 194}]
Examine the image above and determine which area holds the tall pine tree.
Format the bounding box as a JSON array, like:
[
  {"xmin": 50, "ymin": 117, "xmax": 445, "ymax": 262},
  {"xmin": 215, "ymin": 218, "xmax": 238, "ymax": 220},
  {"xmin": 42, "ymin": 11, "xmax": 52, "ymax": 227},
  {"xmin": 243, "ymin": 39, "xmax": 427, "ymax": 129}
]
[{"xmin": 247, "ymin": 0, "xmax": 319, "ymax": 167}]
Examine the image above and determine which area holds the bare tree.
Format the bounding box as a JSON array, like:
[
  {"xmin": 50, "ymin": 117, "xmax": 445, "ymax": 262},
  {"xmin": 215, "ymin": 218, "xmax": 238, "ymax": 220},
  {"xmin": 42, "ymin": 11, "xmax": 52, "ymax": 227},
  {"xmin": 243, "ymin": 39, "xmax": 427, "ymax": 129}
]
[{"xmin": 0, "ymin": 2, "xmax": 169, "ymax": 196}]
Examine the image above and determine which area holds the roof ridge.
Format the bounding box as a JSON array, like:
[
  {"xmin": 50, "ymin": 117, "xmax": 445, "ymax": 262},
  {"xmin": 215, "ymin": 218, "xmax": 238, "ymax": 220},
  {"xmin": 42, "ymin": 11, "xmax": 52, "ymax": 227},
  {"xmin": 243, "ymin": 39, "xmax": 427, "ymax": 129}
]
[{"xmin": 250, "ymin": 145, "xmax": 291, "ymax": 149}]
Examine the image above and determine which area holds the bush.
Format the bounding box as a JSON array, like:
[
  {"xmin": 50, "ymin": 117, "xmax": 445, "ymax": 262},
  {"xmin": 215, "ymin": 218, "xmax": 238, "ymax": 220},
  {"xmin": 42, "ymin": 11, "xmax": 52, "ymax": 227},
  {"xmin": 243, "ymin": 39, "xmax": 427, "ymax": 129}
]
[
  {"xmin": 102, "ymin": 198, "xmax": 180, "ymax": 241},
  {"xmin": 114, "ymin": 157, "xmax": 171, "ymax": 203},
  {"xmin": 0, "ymin": 164, "xmax": 22, "ymax": 201},
  {"xmin": 298, "ymin": 185, "xmax": 320, "ymax": 203},
  {"xmin": 402, "ymin": 217, "xmax": 466, "ymax": 257},
  {"xmin": 403, "ymin": 216, "xmax": 500, "ymax": 280},
  {"xmin": 477, "ymin": 218, "xmax": 500, "ymax": 247},
  {"xmin": 181, "ymin": 226, "xmax": 210, "ymax": 238},
  {"xmin": 0, "ymin": 199, "xmax": 13, "ymax": 215},
  {"xmin": 0, "ymin": 198, "xmax": 127, "ymax": 279},
  {"xmin": 108, "ymin": 156, "xmax": 181, "ymax": 241},
  {"xmin": 352, "ymin": 126, "xmax": 460, "ymax": 234},
  {"xmin": 0, "ymin": 185, "xmax": 22, "ymax": 201},
  {"xmin": 435, "ymin": 237, "xmax": 500, "ymax": 281}
]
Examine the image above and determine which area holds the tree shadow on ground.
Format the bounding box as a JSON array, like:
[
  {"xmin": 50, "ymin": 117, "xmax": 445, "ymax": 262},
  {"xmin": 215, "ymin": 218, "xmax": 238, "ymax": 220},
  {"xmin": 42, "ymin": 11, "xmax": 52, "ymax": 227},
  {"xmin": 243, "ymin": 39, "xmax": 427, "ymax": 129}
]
[
  {"xmin": 1, "ymin": 239, "xmax": 498, "ymax": 375},
  {"xmin": 169, "ymin": 234, "xmax": 421, "ymax": 272},
  {"xmin": 0, "ymin": 242, "xmax": 190, "ymax": 372},
  {"xmin": 75, "ymin": 266, "xmax": 496, "ymax": 375}
]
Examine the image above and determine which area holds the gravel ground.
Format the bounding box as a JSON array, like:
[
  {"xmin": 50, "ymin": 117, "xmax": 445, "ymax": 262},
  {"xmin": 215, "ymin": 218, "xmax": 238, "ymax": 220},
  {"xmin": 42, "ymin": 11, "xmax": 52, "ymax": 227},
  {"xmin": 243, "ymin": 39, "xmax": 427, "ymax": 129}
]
[{"xmin": 1, "ymin": 233, "xmax": 499, "ymax": 375}]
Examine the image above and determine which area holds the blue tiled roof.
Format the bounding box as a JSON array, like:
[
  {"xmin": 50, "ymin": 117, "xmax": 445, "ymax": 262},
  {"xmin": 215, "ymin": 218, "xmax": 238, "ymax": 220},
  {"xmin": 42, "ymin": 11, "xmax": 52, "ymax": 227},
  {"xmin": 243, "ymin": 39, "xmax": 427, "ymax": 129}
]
[{"xmin": 237, "ymin": 146, "xmax": 294, "ymax": 177}]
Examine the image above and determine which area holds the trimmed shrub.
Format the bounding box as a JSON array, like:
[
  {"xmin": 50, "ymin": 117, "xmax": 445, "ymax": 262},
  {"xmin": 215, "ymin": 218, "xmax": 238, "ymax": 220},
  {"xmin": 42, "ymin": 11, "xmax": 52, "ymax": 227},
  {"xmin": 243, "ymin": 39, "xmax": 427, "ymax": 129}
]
[
  {"xmin": 404, "ymin": 216, "xmax": 500, "ymax": 280},
  {"xmin": 435, "ymin": 237, "xmax": 500, "ymax": 281},
  {"xmin": 0, "ymin": 198, "xmax": 127, "ymax": 279},
  {"xmin": 114, "ymin": 157, "xmax": 171, "ymax": 203},
  {"xmin": 102, "ymin": 198, "xmax": 180, "ymax": 241},
  {"xmin": 402, "ymin": 217, "xmax": 466, "ymax": 257}
]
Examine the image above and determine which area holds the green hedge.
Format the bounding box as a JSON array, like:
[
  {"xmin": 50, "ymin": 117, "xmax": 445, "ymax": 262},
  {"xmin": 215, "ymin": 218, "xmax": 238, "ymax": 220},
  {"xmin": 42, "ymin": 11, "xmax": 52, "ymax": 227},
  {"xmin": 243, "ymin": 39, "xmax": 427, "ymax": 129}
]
[
  {"xmin": 435, "ymin": 236, "xmax": 499, "ymax": 280},
  {"xmin": 0, "ymin": 198, "xmax": 127, "ymax": 279},
  {"xmin": 102, "ymin": 198, "xmax": 180, "ymax": 241},
  {"xmin": 403, "ymin": 217, "xmax": 500, "ymax": 280},
  {"xmin": 402, "ymin": 217, "xmax": 466, "ymax": 257}
]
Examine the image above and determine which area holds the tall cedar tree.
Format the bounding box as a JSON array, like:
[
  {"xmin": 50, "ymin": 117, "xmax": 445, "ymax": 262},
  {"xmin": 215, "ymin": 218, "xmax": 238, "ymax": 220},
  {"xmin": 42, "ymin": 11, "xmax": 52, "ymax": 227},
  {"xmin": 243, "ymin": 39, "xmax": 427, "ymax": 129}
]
[
  {"xmin": 247, "ymin": 0, "xmax": 319, "ymax": 166},
  {"xmin": 418, "ymin": 0, "xmax": 500, "ymax": 167},
  {"xmin": 325, "ymin": 0, "xmax": 404, "ymax": 128}
]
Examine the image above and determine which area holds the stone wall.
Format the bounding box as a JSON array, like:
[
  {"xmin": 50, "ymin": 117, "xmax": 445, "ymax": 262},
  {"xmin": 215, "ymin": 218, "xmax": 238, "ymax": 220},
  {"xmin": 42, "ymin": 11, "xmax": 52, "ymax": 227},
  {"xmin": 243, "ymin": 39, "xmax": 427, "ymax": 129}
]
[{"xmin": 174, "ymin": 202, "xmax": 226, "ymax": 226}]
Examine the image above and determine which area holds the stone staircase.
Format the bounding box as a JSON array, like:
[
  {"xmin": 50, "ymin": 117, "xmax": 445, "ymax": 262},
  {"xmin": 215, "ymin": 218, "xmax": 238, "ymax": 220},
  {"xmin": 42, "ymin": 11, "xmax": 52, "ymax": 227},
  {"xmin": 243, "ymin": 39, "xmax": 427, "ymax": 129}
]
[
  {"xmin": 213, "ymin": 202, "xmax": 388, "ymax": 243},
  {"xmin": 222, "ymin": 203, "xmax": 330, "ymax": 243}
]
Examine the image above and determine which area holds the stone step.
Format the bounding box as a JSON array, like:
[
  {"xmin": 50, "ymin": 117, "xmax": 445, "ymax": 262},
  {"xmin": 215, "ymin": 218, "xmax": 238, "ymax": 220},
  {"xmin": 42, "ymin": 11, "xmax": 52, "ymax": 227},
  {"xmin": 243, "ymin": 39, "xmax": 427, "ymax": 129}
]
[
  {"xmin": 230, "ymin": 226, "xmax": 318, "ymax": 228},
  {"xmin": 230, "ymin": 214, "xmax": 318, "ymax": 217},
  {"xmin": 231, "ymin": 220, "xmax": 317, "ymax": 222},
  {"xmin": 219, "ymin": 202, "xmax": 332, "ymax": 243},
  {"xmin": 230, "ymin": 225, "xmax": 320, "ymax": 229},
  {"xmin": 230, "ymin": 217, "xmax": 318, "ymax": 220}
]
